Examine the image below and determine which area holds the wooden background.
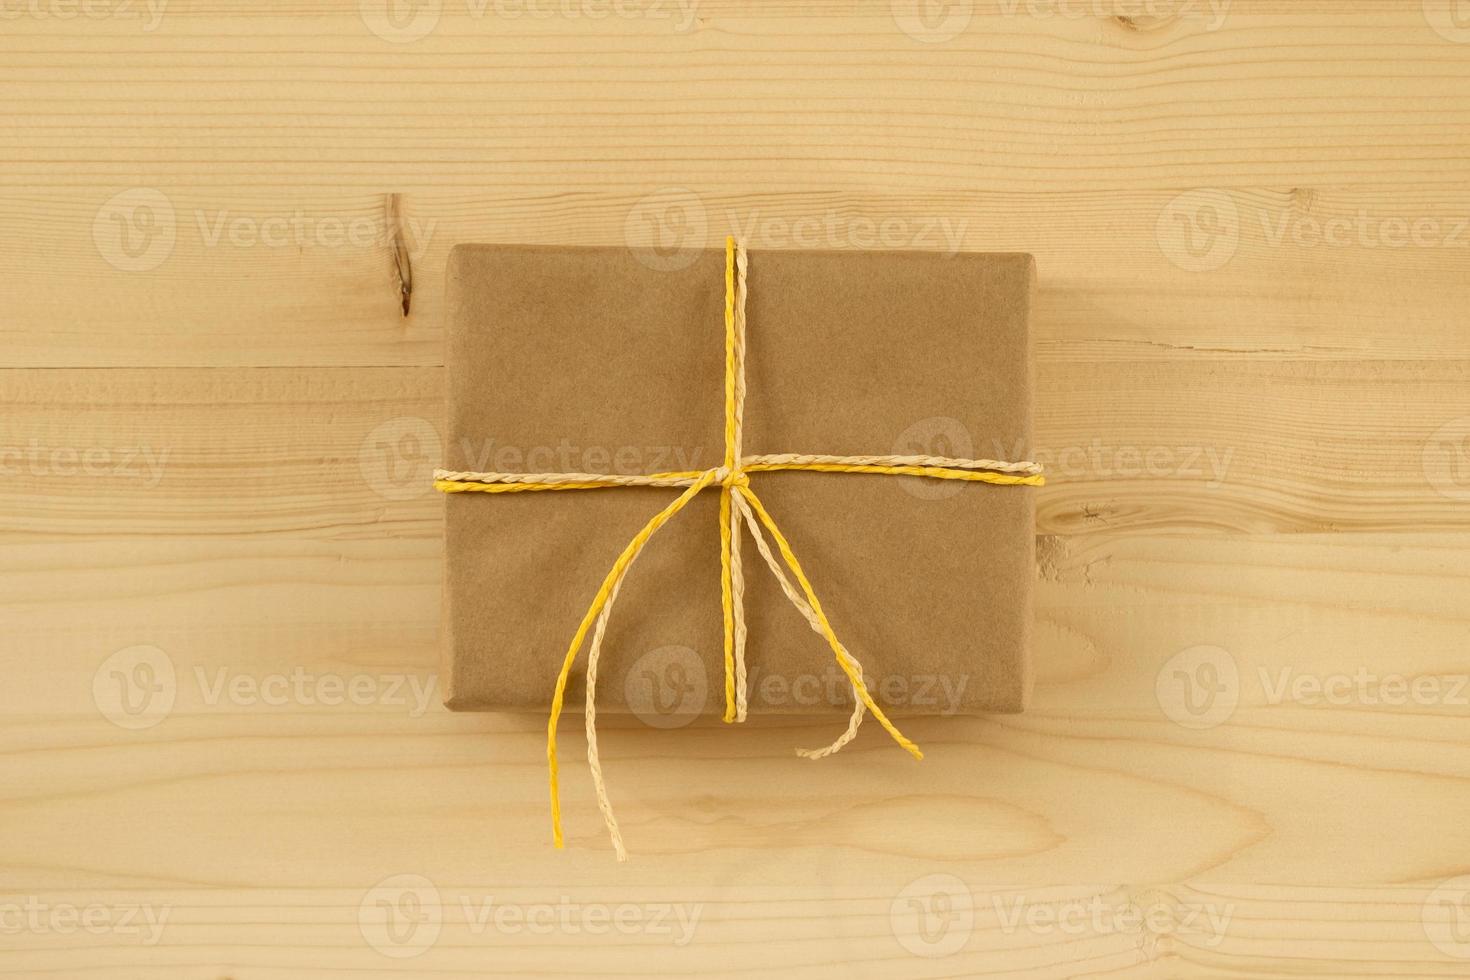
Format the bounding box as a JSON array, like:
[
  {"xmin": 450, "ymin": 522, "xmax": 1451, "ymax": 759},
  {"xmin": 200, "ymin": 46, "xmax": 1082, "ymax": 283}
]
[{"xmin": 5, "ymin": 1, "xmax": 1470, "ymax": 975}]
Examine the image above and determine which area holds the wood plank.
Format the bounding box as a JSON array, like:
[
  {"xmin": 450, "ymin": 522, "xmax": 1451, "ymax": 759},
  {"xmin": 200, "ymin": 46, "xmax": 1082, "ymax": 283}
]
[
  {"xmin": 0, "ymin": 884, "xmax": 1468, "ymax": 976},
  {"xmin": 7, "ymin": 185, "xmax": 1470, "ymax": 366},
  {"xmin": 4, "ymin": 6, "xmax": 1470, "ymax": 195}
]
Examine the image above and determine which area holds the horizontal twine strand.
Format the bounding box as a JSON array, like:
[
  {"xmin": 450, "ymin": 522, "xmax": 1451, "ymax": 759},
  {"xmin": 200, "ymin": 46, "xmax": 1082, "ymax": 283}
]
[{"xmin": 434, "ymin": 453, "xmax": 1044, "ymax": 493}]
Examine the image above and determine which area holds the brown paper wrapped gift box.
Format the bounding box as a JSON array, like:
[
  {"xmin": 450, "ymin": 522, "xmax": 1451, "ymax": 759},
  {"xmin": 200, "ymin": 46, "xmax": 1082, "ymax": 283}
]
[{"xmin": 442, "ymin": 243, "xmax": 1036, "ymax": 719}]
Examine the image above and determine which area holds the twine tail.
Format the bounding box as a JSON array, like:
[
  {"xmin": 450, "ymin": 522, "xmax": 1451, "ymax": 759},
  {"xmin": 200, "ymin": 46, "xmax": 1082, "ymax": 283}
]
[
  {"xmin": 719, "ymin": 487, "xmax": 737, "ymax": 723},
  {"xmin": 793, "ymin": 642, "xmax": 867, "ymax": 761},
  {"xmin": 734, "ymin": 484, "xmax": 923, "ymax": 762},
  {"xmin": 731, "ymin": 492, "xmax": 865, "ymax": 755},
  {"xmin": 730, "ymin": 497, "xmax": 749, "ymax": 722},
  {"xmin": 548, "ymin": 469, "xmax": 718, "ymax": 850},
  {"xmin": 584, "ymin": 572, "xmax": 633, "ymax": 861},
  {"xmin": 719, "ymin": 486, "xmax": 750, "ymax": 723}
]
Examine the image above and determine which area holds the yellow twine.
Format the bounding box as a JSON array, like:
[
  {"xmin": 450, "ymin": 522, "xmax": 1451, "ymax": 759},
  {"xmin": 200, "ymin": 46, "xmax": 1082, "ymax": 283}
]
[
  {"xmin": 433, "ymin": 465, "xmax": 1043, "ymax": 494},
  {"xmin": 436, "ymin": 236, "xmax": 1043, "ymax": 858}
]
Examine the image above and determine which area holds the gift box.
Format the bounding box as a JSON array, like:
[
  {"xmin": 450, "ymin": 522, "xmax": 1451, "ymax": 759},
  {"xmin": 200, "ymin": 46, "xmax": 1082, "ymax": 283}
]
[{"xmin": 439, "ymin": 242, "xmax": 1039, "ymax": 725}]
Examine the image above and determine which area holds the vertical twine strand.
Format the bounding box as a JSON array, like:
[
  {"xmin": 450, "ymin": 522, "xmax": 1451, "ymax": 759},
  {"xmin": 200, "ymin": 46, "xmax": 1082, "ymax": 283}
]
[
  {"xmin": 718, "ymin": 237, "xmax": 739, "ymax": 723},
  {"xmin": 730, "ymin": 239, "xmax": 750, "ymax": 722}
]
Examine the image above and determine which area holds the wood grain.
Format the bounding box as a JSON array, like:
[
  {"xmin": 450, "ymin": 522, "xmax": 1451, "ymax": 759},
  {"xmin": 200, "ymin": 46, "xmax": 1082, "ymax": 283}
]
[{"xmin": 5, "ymin": 0, "xmax": 1470, "ymax": 975}]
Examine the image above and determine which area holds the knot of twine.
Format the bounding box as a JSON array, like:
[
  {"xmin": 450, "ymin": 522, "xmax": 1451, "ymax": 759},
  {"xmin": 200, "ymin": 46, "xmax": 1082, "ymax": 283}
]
[{"xmin": 435, "ymin": 237, "xmax": 1044, "ymax": 860}]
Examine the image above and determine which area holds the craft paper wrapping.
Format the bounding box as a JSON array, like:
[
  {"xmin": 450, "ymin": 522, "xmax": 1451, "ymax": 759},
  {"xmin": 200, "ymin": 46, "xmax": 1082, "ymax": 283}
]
[{"xmin": 442, "ymin": 244, "xmax": 1036, "ymax": 717}]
